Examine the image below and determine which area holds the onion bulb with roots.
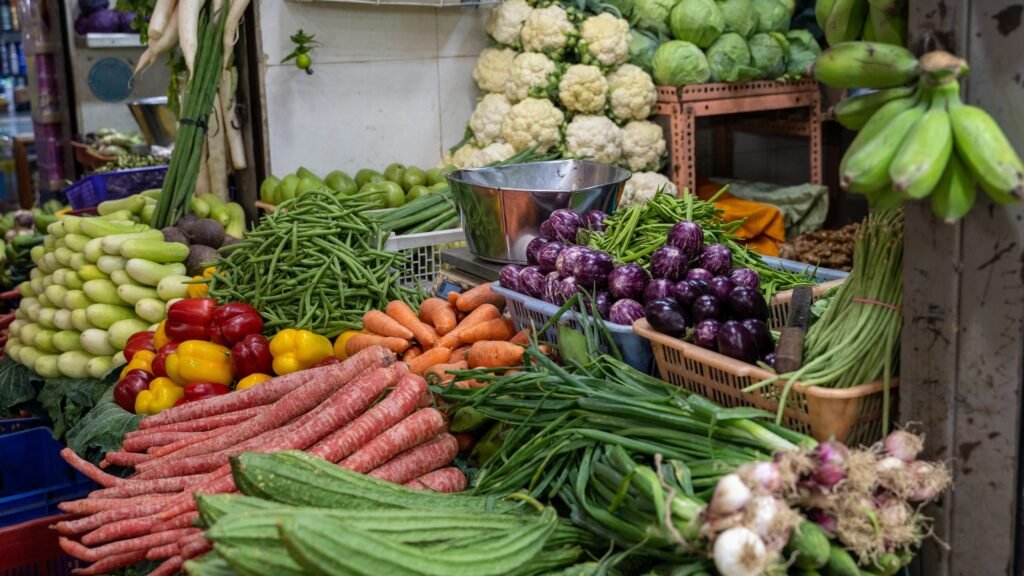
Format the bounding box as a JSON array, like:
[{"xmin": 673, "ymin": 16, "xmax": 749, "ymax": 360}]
[
  {"xmin": 710, "ymin": 474, "xmax": 753, "ymax": 518},
  {"xmin": 883, "ymin": 430, "xmax": 923, "ymax": 463},
  {"xmin": 713, "ymin": 526, "xmax": 769, "ymax": 576},
  {"xmin": 812, "ymin": 441, "xmax": 849, "ymax": 489},
  {"xmin": 737, "ymin": 461, "xmax": 783, "ymax": 494}
]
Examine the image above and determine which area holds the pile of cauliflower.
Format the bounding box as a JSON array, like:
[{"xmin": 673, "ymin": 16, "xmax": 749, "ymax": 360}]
[{"xmin": 447, "ymin": 0, "xmax": 668, "ymax": 183}]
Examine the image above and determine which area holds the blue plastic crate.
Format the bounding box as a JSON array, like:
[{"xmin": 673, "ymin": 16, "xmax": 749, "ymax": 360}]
[
  {"xmin": 0, "ymin": 428, "xmax": 97, "ymax": 527},
  {"xmin": 760, "ymin": 255, "xmax": 849, "ymax": 283},
  {"xmin": 63, "ymin": 166, "xmax": 168, "ymax": 210},
  {"xmin": 0, "ymin": 417, "xmax": 44, "ymax": 435}
]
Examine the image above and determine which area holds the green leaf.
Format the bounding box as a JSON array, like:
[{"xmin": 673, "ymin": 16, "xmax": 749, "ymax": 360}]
[
  {"xmin": 37, "ymin": 375, "xmax": 112, "ymax": 439},
  {"xmin": 0, "ymin": 357, "xmax": 41, "ymax": 416},
  {"xmin": 66, "ymin": 388, "xmax": 143, "ymax": 465}
]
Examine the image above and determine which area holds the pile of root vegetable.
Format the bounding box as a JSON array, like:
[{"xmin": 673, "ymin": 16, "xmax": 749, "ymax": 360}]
[{"xmin": 779, "ymin": 222, "xmax": 859, "ymax": 271}]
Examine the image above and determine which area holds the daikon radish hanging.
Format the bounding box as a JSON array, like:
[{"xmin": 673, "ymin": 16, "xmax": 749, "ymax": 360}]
[
  {"xmin": 221, "ymin": 68, "xmax": 247, "ymax": 170},
  {"xmin": 135, "ymin": 5, "xmax": 180, "ymax": 75},
  {"xmin": 148, "ymin": 0, "xmax": 178, "ymax": 42},
  {"xmin": 222, "ymin": 0, "xmax": 252, "ymax": 70},
  {"xmin": 179, "ymin": 0, "xmax": 201, "ymax": 74},
  {"xmin": 207, "ymin": 90, "xmax": 229, "ymax": 200}
]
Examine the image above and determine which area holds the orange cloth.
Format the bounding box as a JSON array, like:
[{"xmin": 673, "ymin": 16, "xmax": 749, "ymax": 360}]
[{"xmin": 695, "ymin": 178, "xmax": 785, "ymax": 257}]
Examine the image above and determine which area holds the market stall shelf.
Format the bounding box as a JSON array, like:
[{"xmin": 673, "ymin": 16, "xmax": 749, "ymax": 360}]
[{"xmin": 654, "ymin": 79, "xmax": 822, "ymax": 192}]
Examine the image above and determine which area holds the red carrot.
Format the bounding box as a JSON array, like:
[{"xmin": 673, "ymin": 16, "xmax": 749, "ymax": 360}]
[
  {"xmin": 180, "ymin": 536, "xmax": 212, "ymax": 559},
  {"xmin": 121, "ymin": 430, "xmax": 197, "ymax": 453},
  {"xmin": 88, "ymin": 474, "xmax": 209, "ymax": 498},
  {"xmin": 127, "ymin": 406, "xmax": 260, "ymax": 436},
  {"xmin": 81, "ymin": 516, "xmax": 155, "ymax": 546},
  {"xmin": 69, "ymin": 550, "xmax": 146, "ymax": 575},
  {"xmin": 149, "ymin": 555, "xmax": 184, "ymax": 576},
  {"xmin": 58, "ymin": 494, "xmax": 174, "ymax": 515},
  {"xmin": 59, "ymin": 528, "xmax": 199, "ymax": 562},
  {"xmin": 144, "ymin": 427, "xmax": 224, "ymax": 459},
  {"xmin": 146, "ymin": 542, "xmax": 180, "ymax": 561},
  {"xmin": 310, "ymin": 374, "xmax": 428, "ymax": 462},
  {"xmin": 52, "ymin": 502, "xmax": 169, "ymax": 535},
  {"xmin": 152, "ymin": 510, "xmax": 200, "ymax": 532},
  {"xmin": 340, "ymin": 408, "xmax": 447, "ymax": 473},
  {"xmin": 367, "ymin": 433, "xmax": 459, "ymax": 484},
  {"xmin": 101, "ymin": 451, "xmax": 152, "ymax": 468},
  {"xmin": 403, "ymin": 467, "xmax": 468, "ymax": 493},
  {"xmin": 155, "ymin": 466, "xmax": 236, "ymax": 520},
  {"xmin": 60, "ymin": 448, "xmax": 120, "ymax": 487}
]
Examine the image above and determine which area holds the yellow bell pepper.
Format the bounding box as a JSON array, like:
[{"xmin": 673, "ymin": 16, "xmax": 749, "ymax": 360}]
[
  {"xmin": 333, "ymin": 330, "xmax": 362, "ymax": 361},
  {"xmin": 153, "ymin": 320, "xmax": 171, "ymax": 350},
  {"xmin": 187, "ymin": 267, "xmax": 217, "ymax": 299},
  {"xmin": 270, "ymin": 329, "xmax": 334, "ymax": 375},
  {"xmin": 164, "ymin": 340, "xmax": 233, "ymax": 386},
  {"xmin": 134, "ymin": 377, "xmax": 184, "ymax": 415},
  {"xmin": 236, "ymin": 373, "xmax": 272, "ymax": 390},
  {"xmin": 120, "ymin": 349, "xmax": 156, "ymax": 379}
]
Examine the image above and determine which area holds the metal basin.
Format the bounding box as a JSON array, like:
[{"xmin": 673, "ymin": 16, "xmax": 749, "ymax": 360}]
[
  {"xmin": 127, "ymin": 97, "xmax": 177, "ymax": 147},
  {"xmin": 447, "ymin": 160, "xmax": 630, "ymax": 264}
]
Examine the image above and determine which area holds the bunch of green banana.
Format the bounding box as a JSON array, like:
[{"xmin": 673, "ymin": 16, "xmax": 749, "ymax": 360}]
[
  {"xmin": 816, "ymin": 0, "xmax": 907, "ymax": 46},
  {"xmin": 813, "ymin": 41, "xmax": 920, "ymax": 88}
]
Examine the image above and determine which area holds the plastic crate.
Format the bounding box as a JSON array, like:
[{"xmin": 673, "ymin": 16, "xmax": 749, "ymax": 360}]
[
  {"xmin": 384, "ymin": 229, "xmax": 467, "ymax": 289},
  {"xmin": 760, "ymin": 255, "xmax": 849, "ymax": 283},
  {"xmin": 0, "ymin": 428, "xmax": 97, "ymax": 527},
  {"xmin": 492, "ymin": 283, "xmax": 655, "ymax": 373},
  {"xmin": 63, "ymin": 166, "xmax": 168, "ymax": 210},
  {"xmin": 0, "ymin": 513, "xmax": 80, "ymax": 575},
  {"xmin": 0, "ymin": 417, "xmax": 44, "ymax": 435},
  {"xmin": 767, "ymin": 279, "xmax": 845, "ymax": 331}
]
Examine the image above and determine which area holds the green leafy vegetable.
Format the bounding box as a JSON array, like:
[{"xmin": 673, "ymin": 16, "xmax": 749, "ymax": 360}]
[
  {"xmin": 66, "ymin": 389, "xmax": 144, "ymax": 465},
  {"xmin": 0, "ymin": 357, "xmax": 41, "ymax": 417},
  {"xmin": 37, "ymin": 374, "xmax": 114, "ymax": 439}
]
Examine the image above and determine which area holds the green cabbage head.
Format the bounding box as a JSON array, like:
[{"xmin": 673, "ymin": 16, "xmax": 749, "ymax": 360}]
[
  {"xmin": 748, "ymin": 32, "xmax": 787, "ymax": 79},
  {"xmin": 628, "ymin": 29, "xmax": 661, "ymax": 74},
  {"xmin": 752, "ymin": 0, "xmax": 791, "ymax": 33},
  {"xmin": 632, "ymin": 0, "xmax": 678, "ymax": 36},
  {"xmin": 604, "ymin": 0, "xmax": 635, "ymax": 20},
  {"xmin": 707, "ymin": 32, "xmax": 758, "ymax": 82},
  {"xmin": 652, "ymin": 39, "xmax": 710, "ymax": 86},
  {"xmin": 668, "ymin": 0, "xmax": 724, "ymax": 48},
  {"xmin": 718, "ymin": 0, "xmax": 757, "ymax": 38},
  {"xmin": 784, "ymin": 29, "xmax": 821, "ymax": 76}
]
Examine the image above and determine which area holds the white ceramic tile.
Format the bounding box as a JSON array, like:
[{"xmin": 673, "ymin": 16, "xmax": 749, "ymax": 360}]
[
  {"xmin": 259, "ymin": 0, "xmax": 438, "ymax": 65},
  {"xmin": 265, "ymin": 59, "xmax": 441, "ymax": 175},
  {"xmin": 437, "ymin": 56, "xmax": 479, "ymax": 155},
  {"xmin": 436, "ymin": 6, "xmax": 490, "ymax": 57}
]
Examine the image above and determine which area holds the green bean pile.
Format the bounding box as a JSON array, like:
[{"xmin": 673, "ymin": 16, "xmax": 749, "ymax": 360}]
[
  {"xmin": 209, "ymin": 189, "xmax": 417, "ymax": 337},
  {"xmin": 587, "ymin": 189, "xmax": 813, "ymax": 300}
]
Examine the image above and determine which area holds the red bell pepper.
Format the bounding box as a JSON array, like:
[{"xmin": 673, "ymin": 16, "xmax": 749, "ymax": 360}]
[
  {"xmin": 151, "ymin": 342, "xmax": 180, "ymax": 378},
  {"xmin": 124, "ymin": 331, "xmax": 156, "ymax": 362},
  {"xmin": 230, "ymin": 334, "xmax": 273, "ymax": 378},
  {"xmin": 114, "ymin": 369, "xmax": 154, "ymax": 412},
  {"xmin": 183, "ymin": 382, "xmax": 232, "ymax": 402},
  {"xmin": 314, "ymin": 356, "xmax": 342, "ymax": 368},
  {"xmin": 210, "ymin": 303, "xmax": 264, "ymax": 346},
  {"xmin": 165, "ymin": 298, "xmax": 218, "ymax": 342}
]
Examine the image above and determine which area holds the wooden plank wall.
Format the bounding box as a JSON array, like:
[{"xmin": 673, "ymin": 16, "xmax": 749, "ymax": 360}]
[{"xmin": 904, "ymin": 1, "xmax": 1024, "ymax": 574}]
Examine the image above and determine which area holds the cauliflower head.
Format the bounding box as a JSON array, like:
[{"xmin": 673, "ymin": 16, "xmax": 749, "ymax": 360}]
[
  {"xmin": 500, "ymin": 97, "xmax": 566, "ymax": 152},
  {"xmin": 505, "ymin": 52, "xmax": 559, "ymax": 102},
  {"xmin": 469, "ymin": 93, "xmax": 513, "ymax": 146},
  {"xmin": 565, "ymin": 115, "xmax": 623, "ymax": 164},
  {"xmin": 471, "ymin": 142, "xmax": 517, "ymax": 168},
  {"xmin": 473, "ymin": 48, "xmax": 517, "ymax": 94},
  {"xmin": 558, "ymin": 64, "xmax": 608, "ymax": 114},
  {"xmin": 520, "ymin": 6, "xmax": 577, "ymax": 57},
  {"xmin": 620, "ymin": 172, "xmax": 678, "ymax": 207},
  {"xmin": 451, "ymin": 143, "xmax": 483, "ymax": 169},
  {"xmin": 578, "ymin": 13, "xmax": 631, "ymax": 68},
  {"xmin": 606, "ymin": 64, "xmax": 657, "ymax": 122},
  {"xmin": 486, "ymin": 0, "xmax": 534, "ymax": 47},
  {"xmin": 621, "ymin": 120, "xmax": 666, "ymax": 171}
]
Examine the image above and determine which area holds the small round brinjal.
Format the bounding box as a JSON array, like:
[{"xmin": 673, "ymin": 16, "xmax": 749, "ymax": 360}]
[
  {"xmin": 686, "ymin": 267, "xmax": 714, "ymax": 283},
  {"xmin": 667, "ymin": 221, "xmax": 704, "ymax": 260},
  {"xmin": 692, "ymin": 294, "xmax": 722, "ymax": 323},
  {"xmin": 544, "ymin": 209, "xmax": 584, "ymax": 243},
  {"xmin": 699, "ymin": 243, "xmax": 732, "ymax": 276},
  {"xmin": 673, "ymin": 280, "xmax": 702, "ymax": 308},
  {"xmin": 582, "ymin": 290, "xmax": 612, "ymax": 319},
  {"xmin": 727, "ymin": 286, "xmax": 768, "ymax": 321},
  {"xmin": 526, "ymin": 236, "xmax": 551, "ymax": 266},
  {"xmin": 499, "ymin": 265, "xmax": 523, "ymax": 292},
  {"xmin": 709, "ymin": 276, "xmax": 735, "ymax": 302},
  {"xmin": 650, "ymin": 245, "xmax": 688, "ymax": 281},
  {"xmin": 582, "ymin": 210, "xmax": 608, "ymax": 232},
  {"xmin": 762, "ymin": 352, "xmax": 777, "ymax": 368},
  {"xmin": 543, "ymin": 272, "xmax": 564, "ymax": 304},
  {"xmin": 559, "ymin": 276, "xmax": 581, "ymax": 301},
  {"xmin": 717, "ymin": 320, "xmax": 758, "ymax": 363},
  {"xmin": 556, "ymin": 246, "xmax": 590, "ymax": 277},
  {"xmin": 646, "ymin": 298, "xmax": 689, "ymax": 337},
  {"xmin": 608, "ymin": 264, "xmax": 649, "ymax": 301},
  {"xmin": 694, "ymin": 319, "xmax": 722, "ymax": 350},
  {"xmin": 518, "ymin": 266, "xmax": 546, "ymax": 298},
  {"xmin": 729, "ymin": 267, "xmax": 760, "ymax": 290},
  {"xmin": 536, "ymin": 241, "xmax": 567, "ymax": 274},
  {"xmin": 574, "ymin": 250, "xmax": 613, "ymax": 289},
  {"xmin": 609, "ymin": 298, "xmax": 645, "ymax": 326},
  {"xmin": 644, "ymin": 278, "xmax": 675, "ymax": 304},
  {"xmin": 740, "ymin": 318, "xmax": 774, "ymax": 356}
]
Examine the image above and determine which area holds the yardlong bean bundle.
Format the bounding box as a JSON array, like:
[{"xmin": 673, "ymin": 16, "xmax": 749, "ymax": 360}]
[{"xmin": 209, "ymin": 189, "xmax": 417, "ymax": 337}]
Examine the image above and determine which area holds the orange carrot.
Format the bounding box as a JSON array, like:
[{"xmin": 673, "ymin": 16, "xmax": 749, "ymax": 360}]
[
  {"xmin": 454, "ymin": 379, "xmax": 486, "ymax": 389},
  {"xmin": 468, "ymin": 341, "xmax": 524, "ymax": 368},
  {"xmin": 447, "ymin": 291, "xmax": 460, "ymax": 307},
  {"xmin": 346, "ymin": 333, "xmax": 410, "ymax": 356},
  {"xmin": 406, "ymin": 347, "xmax": 452, "ymax": 375},
  {"xmin": 418, "ymin": 298, "xmax": 457, "ymax": 335},
  {"xmin": 455, "ymin": 283, "xmax": 505, "ymax": 313},
  {"xmin": 510, "ymin": 327, "xmax": 532, "ymax": 345},
  {"xmin": 435, "ymin": 304, "xmax": 502, "ymax": 350},
  {"xmin": 386, "ymin": 301, "xmax": 438, "ymax": 348},
  {"xmin": 424, "ymin": 361, "xmax": 468, "ymax": 384},
  {"xmin": 362, "ymin": 310, "xmax": 414, "ymax": 339},
  {"xmin": 403, "ymin": 346, "xmax": 423, "ymax": 361},
  {"xmin": 459, "ymin": 318, "xmax": 516, "ymax": 344},
  {"xmin": 448, "ymin": 346, "xmax": 471, "ymax": 364}
]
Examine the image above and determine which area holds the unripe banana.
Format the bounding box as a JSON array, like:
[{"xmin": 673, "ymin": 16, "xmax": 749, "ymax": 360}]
[
  {"xmin": 868, "ymin": 5, "xmax": 907, "ymax": 46},
  {"xmin": 842, "ymin": 100, "xmax": 927, "ymax": 193},
  {"xmin": 861, "ymin": 10, "xmax": 877, "ymax": 41},
  {"xmin": 867, "ymin": 0, "xmax": 902, "ymax": 15},
  {"xmin": 930, "ymin": 153, "xmax": 977, "ymax": 223},
  {"xmin": 816, "ymin": 0, "xmax": 836, "ymax": 31},
  {"xmin": 813, "ymin": 41, "xmax": 920, "ymax": 89},
  {"xmin": 889, "ymin": 85, "xmax": 954, "ymax": 199},
  {"xmin": 949, "ymin": 102, "xmax": 1024, "ymax": 203},
  {"xmin": 839, "ymin": 94, "xmax": 923, "ymax": 193},
  {"xmin": 866, "ymin": 186, "xmax": 907, "ymax": 210},
  {"xmin": 833, "ymin": 85, "xmax": 915, "ymax": 130},
  {"xmin": 825, "ymin": 0, "xmax": 869, "ymax": 46}
]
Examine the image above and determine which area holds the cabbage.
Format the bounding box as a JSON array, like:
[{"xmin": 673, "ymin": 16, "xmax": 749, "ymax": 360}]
[
  {"xmin": 718, "ymin": 0, "xmax": 757, "ymax": 38},
  {"xmin": 784, "ymin": 29, "xmax": 821, "ymax": 77},
  {"xmin": 651, "ymin": 40, "xmax": 710, "ymax": 86},
  {"xmin": 706, "ymin": 33, "xmax": 758, "ymax": 83},
  {"xmin": 752, "ymin": 0, "xmax": 791, "ymax": 33},
  {"xmin": 604, "ymin": 0, "xmax": 635, "ymax": 19},
  {"xmin": 748, "ymin": 32, "xmax": 787, "ymax": 79},
  {"xmin": 628, "ymin": 29, "xmax": 661, "ymax": 74},
  {"xmin": 632, "ymin": 0, "xmax": 678, "ymax": 36},
  {"xmin": 668, "ymin": 0, "xmax": 724, "ymax": 48}
]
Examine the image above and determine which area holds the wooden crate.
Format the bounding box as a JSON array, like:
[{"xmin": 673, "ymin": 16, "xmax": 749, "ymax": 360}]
[{"xmin": 653, "ymin": 80, "xmax": 822, "ymax": 192}]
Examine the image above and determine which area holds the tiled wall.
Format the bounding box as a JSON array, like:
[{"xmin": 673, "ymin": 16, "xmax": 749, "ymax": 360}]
[{"xmin": 257, "ymin": 0, "xmax": 489, "ymax": 176}]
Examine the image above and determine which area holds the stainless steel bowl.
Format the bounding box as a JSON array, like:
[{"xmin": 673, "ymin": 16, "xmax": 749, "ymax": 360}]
[
  {"xmin": 127, "ymin": 97, "xmax": 177, "ymax": 147},
  {"xmin": 447, "ymin": 160, "xmax": 630, "ymax": 264}
]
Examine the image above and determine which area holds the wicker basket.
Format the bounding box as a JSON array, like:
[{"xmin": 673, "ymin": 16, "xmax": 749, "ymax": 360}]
[{"xmin": 767, "ymin": 279, "xmax": 844, "ymax": 330}]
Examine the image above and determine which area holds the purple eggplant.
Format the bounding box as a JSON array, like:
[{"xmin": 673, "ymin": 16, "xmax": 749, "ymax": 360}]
[
  {"xmin": 646, "ymin": 299, "xmax": 689, "ymax": 337},
  {"xmin": 741, "ymin": 318, "xmax": 774, "ymax": 356},
  {"xmin": 694, "ymin": 319, "xmax": 721, "ymax": 350},
  {"xmin": 536, "ymin": 241, "xmax": 567, "ymax": 274},
  {"xmin": 581, "ymin": 290, "xmax": 612, "ymax": 319},
  {"xmin": 582, "ymin": 210, "xmax": 608, "ymax": 232},
  {"xmin": 526, "ymin": 236, "xmax": 551, "ymax": 266},
  {"xmin": 762, "ymin": 352, "xmax": 777, "ymax": 368},
  {"xmin": 699, "ymin": 244, "xmax": 732, "ymax": 276},
  {"xmin": 518, "ymin": 266, "xmax": 546, "ymax": 298},
  {"xmin": 609, "ymin": 299, "xmax": 645, "ymax": 326},
  {"xmin": 556, "ymin": 246, "xmax": 590, "ymax": 276},
  {"xmin": 608, "ymin": 264, "xmax": 649, "ymax": 301},
  {"xmin": 544, "ymin": 209, "xmax": 584, "ymax": 243},
  {"xmin": 673, "ymin": 280, "xmax": 703, "ymax": 308},
  {"xmin": 717, "ymin": 320, "xmax": 758, "ymax": 363},
  {"xmin": 644, "ymin": 278, "xmax": 675, "ymax": 304},
  {"xmin": 499, "ymin": 265, "xmax": 523, "ymax": 292},
  {"xmin": 692, "ymin": 294, "xmax": 722, "ymax": 323},
  {"xmin": 650, "ymin": 245, "xmax": 688, "ymax": 281},
  {"xmin": 667, "ymin": 221, "xmax": 704, "ymax": 260},
  {"xmin": 574, "ymin": 250, "xmax": 613, "ymax": 288},
  {"xmin": 685, "ymin": 268, "xmax": 714, "ymax": 283},
  {"xmin": 543, "ymin": 272, "xmax": 564, "ymax": 304},
  {"xmin": 709, "ymin": 276, "xmax": 735, "ymax": 302},
  {"xmin": 729, "ymin": 267, "xmax": 760, "ymax": 290},
  {"xmin": 559, "ymin": 276, "xmax": 581, "ymax": 301},
  {"xmin": 727, "ymin": 286, "xmax": 768, "ymax": 321}
]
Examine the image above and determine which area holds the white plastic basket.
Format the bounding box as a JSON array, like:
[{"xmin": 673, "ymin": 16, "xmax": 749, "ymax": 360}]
[{"xmin": 384, "ymin": 229, "xmax": 467, "ymax": 289}]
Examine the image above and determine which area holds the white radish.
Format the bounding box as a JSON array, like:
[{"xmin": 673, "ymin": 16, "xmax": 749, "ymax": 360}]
[
  {"xmin": 134, "ymin": 4, "xmax": 180, "ymax": 75},
  {"xmin": 222, "ymin": 0, "xmax": 252, "ymax": 70},
  {"xmin": 222, "ymin": 68, "xmax": 247, "ymax": 170},
  {"xmin": 713, "ymin": 527, "xmax": 769, "ymax": 576},
  {"xmin": 179, "ymin": 0, "xmax": 201, "ymax": 74},
  {"xmin": 148, "ymin": 0, "xmax": 178, "ymax": 42},
  {"xmin": 207, "ymin": 90, "xmax": 230, "ymax": 200}
]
